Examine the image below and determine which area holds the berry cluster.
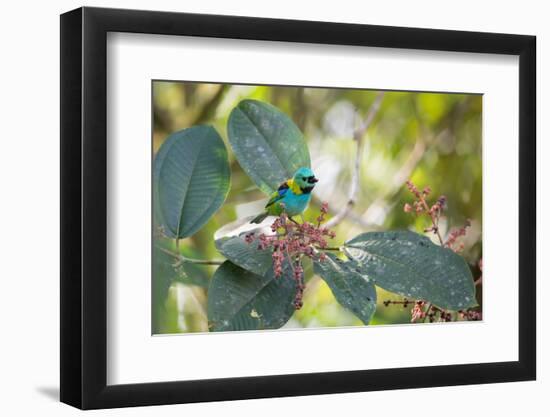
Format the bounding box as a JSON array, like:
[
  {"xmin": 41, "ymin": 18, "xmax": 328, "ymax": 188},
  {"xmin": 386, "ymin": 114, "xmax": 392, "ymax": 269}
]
[
  {"xmin": 458, "ymin": 310, "xmax": 482, "ymax": 320},
  {"xmin": 404, "ymin": 180, "xmax": 446, "ymax": 243},
  {"xmin": 445, "ymin": 219, "xmax": 472, "ymax": 252},
  {"xmin": 408, "ymin": 300, "xmax": 452, "ymax": 323},
  {"xmin": 410, "ymin": 300, "xmax": 427, "ymax": 322},
  {"xmin": 404, "ymin": 180, "xmax": 473, "ymax": 253},
  {"xmin": 245, "ymin": 202, "xmax": 336, "ymax": 310},
  {"xmin": 390, "ymin": 180, "xmax": 482, "ymax": 323},
  {"xmin": 421, "ymin": 304, "xmax": 453, "ymax": 323},
  {"xmin": 383, "ymin": 298, "xmax": 481, "ymax": 323}
]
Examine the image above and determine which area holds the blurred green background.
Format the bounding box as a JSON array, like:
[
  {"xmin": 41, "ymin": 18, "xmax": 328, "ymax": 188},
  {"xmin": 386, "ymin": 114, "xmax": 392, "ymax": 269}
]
[{"xmin": 152, "ymin": 81, "xmax": 482, "ymax": 334}]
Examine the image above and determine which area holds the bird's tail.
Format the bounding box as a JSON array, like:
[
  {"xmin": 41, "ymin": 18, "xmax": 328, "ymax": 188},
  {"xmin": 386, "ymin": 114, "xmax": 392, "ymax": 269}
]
[{"xmin": 250, "ymin": 212, "xmax": 269, "ymax": 224}]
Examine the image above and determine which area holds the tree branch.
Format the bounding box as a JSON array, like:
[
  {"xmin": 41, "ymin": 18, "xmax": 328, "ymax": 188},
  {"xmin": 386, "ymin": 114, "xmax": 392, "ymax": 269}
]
[
  {"xmin": 325, "ymin": 92, "xmax": 385, "ymax": 228},
  {"xmin": 192, "ymin": 85, "xmax": 228, "ymax": 125}
]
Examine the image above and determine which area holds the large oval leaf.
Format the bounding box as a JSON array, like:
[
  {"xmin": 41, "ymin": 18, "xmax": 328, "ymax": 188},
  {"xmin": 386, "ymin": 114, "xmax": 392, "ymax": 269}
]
[
  {"xmin": 215, "ymin": 235, "xmax": 273, "ymax": 276},
  {"xmin": 227, "ymin": 99, "xmax": 310, "ymax": 194},
  {"xmin": 213, "ymin": 217, "xmax": 275, "ymax": 275},
  {"xmin": 207, "ymin": 261, "xmax": 295, "ymax": 332},
  {"xmin": 313, "ymin": 253, "xmax": 377, "ymax": 324},
  {"xmin": 154, "ymin": 126, "xmax": 230, "ymax": 238},
  {"xmin": 344, "ymin": 231, "xmax": 476, "ymax": 311}
]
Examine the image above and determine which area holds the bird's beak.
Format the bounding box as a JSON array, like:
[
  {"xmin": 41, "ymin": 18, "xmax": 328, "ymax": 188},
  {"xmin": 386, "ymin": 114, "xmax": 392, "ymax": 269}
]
[{"xmin": 309, "ymin": 177, "xmax": 319, "ymax": 184}]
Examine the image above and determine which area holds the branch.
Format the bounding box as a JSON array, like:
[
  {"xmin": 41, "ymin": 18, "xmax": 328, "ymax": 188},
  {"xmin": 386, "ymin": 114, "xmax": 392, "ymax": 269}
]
[
  {"xmin": 325, "ymin": 92, "xmax": 384, "ymax": 228},
  {"xmin": 192, "ymin": 84, "xmax": 228, "ymax": 125},
  {"xmin": 317, "ymin": 246, "xmax": 342, "ymax": 251},
  {"xmin": 157, "ymin": 246, "xmax": 224, "ymax": 266}
]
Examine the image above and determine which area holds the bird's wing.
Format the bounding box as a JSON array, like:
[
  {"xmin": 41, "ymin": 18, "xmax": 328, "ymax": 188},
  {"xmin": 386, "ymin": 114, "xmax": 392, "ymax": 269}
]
[{"xmin": 265, "ymin": 180, "xmax": 290, "ymax": 208}]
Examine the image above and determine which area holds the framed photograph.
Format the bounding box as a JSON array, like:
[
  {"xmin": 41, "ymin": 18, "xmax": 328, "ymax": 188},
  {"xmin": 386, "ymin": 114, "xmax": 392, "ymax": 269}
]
[{"xmin": 60, "ymin": 6, "xmax": 536, "ymax": 409}]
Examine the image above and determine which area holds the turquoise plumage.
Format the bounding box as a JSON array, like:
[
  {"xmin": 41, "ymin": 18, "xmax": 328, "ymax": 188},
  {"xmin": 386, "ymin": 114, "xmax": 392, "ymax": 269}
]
[{"xmin": 251, "ymin": 167, "xmax": 318, "ymax": 224}]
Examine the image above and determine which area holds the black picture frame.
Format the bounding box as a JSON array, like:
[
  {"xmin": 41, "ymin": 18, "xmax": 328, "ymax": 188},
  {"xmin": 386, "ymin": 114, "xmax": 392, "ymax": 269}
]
[{"xmin": 60, "ymin": 6, "xmax": 536, "ymax": 410}]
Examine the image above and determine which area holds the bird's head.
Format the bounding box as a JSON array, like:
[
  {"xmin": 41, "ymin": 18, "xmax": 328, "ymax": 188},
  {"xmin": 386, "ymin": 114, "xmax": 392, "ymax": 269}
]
[{"xmin": 293, "ymin": 167, "xmax": 318, "ymax": 190}]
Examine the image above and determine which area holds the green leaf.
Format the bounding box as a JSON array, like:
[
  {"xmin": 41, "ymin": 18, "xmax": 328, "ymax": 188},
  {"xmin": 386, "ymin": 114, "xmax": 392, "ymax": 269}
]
[
  {"xmin": 344, "ymin": 231, "xmax": 476, "ymax": 311},
  {"xmin": 208, "ymin": 261, "xmax": 295, "ymax": 332},
  {"xmin": 154, "ymin": 126, "xmax": 230, "ymax": 239},
  {"xmin": 215, "ymin": 235, "xmax": 272, "ymax": 276},
  {"xmin": 213, "ymin": 217, "xmax": 274, "ymax": 275},
  {"xmin": 227, "ymin": 99, "xmax": 310, "ymax": 194},
  {"xmin": 313, "ymin": 253, "xmax": 377, "ymax": 324}
]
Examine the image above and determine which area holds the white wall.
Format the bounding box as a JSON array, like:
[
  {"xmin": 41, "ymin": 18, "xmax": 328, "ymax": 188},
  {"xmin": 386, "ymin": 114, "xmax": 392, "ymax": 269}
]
[{"xmin": 0, "ymin": 0, "xmax": 545, "ymax": 415}]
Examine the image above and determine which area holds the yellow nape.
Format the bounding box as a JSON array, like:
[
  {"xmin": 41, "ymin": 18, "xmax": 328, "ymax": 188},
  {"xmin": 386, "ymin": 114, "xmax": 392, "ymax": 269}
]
[{"xmin": 287, "ymin": 179, "xmax": 302, "ymax": 195}]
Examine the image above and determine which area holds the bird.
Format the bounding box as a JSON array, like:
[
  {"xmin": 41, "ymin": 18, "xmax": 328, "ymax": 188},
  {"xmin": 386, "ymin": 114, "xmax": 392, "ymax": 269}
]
[{"xmin": 250, "ymin": 167, "xmax": 318, "ymax": 224}]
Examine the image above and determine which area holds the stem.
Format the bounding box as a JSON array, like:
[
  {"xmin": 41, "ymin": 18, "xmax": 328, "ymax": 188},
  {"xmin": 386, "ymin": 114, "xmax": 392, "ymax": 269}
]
[
  {"xmin": 317, "ymin": 246, "xmax": 342, "ymax": 251},
  {"xmin": 418, "ymin": 195, "xmax": 444, "ymax": 245},
  {"xmin": 157, "ymin": 246, "xmax": 224, "ymax": 266},
  {"xmin": 423, "ymin": 302, "xmax": 432, "ymax": 323},
  {"xmin": 383, "ymin": 299, "xmax": 414, "ymax": 305}
]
